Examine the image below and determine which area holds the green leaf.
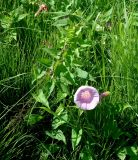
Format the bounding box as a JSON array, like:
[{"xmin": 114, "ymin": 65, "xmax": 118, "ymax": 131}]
[
  {"xmin": 126, "ymin": 146, "xmax": 138, "ymax": 159},
  {"xmin": 79, "ymin": 145, "xmax": 94, "ymax": 160},
  {"xmin": 48, "ymin": 144, "xmax": 60, "ymax": 154},
  {"xmin": 54, "ymin": 64, "xmax": 68, "ymax": 77},
  {"xmin": 60, "ymin": 73, "xmax": 74, "ymax": 85},
  {"xmin": 40, "ymin": 152, "xmax": 49, "ymax": 160},
  {"xmin": 76, "ymin": 26, "xmax": 83, "ymax": 36},
  {"xmin": 1, "ymin": 16, "xmax": 12, "ymax": 28},
  {"xmin": 17, "ymin": 13, "xmax": 28, "ymax": 21},
  {"xmin": 52, "ymin": 110, "xmax": 68, "ymax": 129},
  {"xmin": 10, "ymin": 32, "xmax": 17, "ymax": 40},
  {"xmin": 39, "ymin": 144, "xmax": 60, "ymax": 160},
  {"xmin": 32, "ymin": 71, "xmax": 46, "ymax": 84},
  {"xmin": 42, "ymin": 48, "xmax": 57, "ymax": 58},
  {"xmin": 46, "ymin": 129, "xmax": 66, "ymax": 144},
  {"xmin": 80, "ymin": 44, "xmax": 91, "ymax": 48},
  {"xmin": 55, "ymin": 104, "xmax": 64, "ymax": 115},
  {"xmin": 64, "ymin": 72, "xmax": 75, "ymax": 85},
  {"xmin": 24, "ymin": 114, "xmax": 44, "ymax": 125},
  {"xmin": 4, "ymin": 31, "xmax": 17, "ymax": 42},
  {"xmin": 56, "ymin": 90, "xmax": 68, "ymax": 103},
  {"xmin": 130, "ymin": 146, "xmax": 138, "ymax": 156},
  {"xmin": 78, "ymin": 109, "xmax": 84, "ymax": 117},
  {"xmin": 89, "ymin": 74, "xmax": 96, "ymax": 82},
  {"xmin": 95, "ymin": 23, "xmax": 104, "ymax": 32},
  {"xmin": 38, "ymin": 58, "xmax": 52, "ymax": 67},
  {"xmin": 60, "ymin": 83, "xmax": 69, "ymax": 94},
  {"xmin": 76, "ymin": 68, "xmax": 88, "ymax": 79},
  {"xmin": 102, "ymin": 7, "xmax": 113, "ymax": 22},
  {"xmin": 117, "ymin": 148, "xmax": 127, "ymax": 160},
  {"xmin": 10, "ymin": 5, "xmax": 26, "ymax": 22},
  {"xmin": 47, "ymin": 80, "xmax": 55, "ymax": 98},
  {"xmin": 72, "ymin": 128, "xmax": 83, "ymax": 150},
  {"xmin": 33, "ymin": 89, "xmax": 49, "ymax": 108},
  {"xmin": 118, "ymin": 146, "xmax": 138, "ymax": 160},
  {"xmin": 53, "ymin": 18, "xmax": 69, "ymax": 27},
  {"xmin": 122, "ymin": 103, "xmax": 132, "ymax": 111},
  {"xmin": 52, "ymin": 12, "xmax": 70, "ymax": 20},
  {"xmin": 39, "ymin": 107, "xmax": 55, "ymax": 116},
  {"xmin": 74, "ymin": 48, "xmax": 80, "ymax": 58}
]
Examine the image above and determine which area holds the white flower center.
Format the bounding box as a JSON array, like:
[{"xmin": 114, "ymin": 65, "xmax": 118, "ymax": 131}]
[{"xmin": 81, "ymin": 90, "xmax": 91, "ymax": 100}]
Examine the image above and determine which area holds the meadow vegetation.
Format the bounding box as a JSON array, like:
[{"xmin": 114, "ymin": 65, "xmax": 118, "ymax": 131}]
[{"xmin": 0, "ymin": 0, "xmax": 138, "ymax": 159}]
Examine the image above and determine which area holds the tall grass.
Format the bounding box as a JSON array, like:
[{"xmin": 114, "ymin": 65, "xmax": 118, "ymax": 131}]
[{"xmin": 0, "ymin": 0, "xmax": 138, "ymax": 159}]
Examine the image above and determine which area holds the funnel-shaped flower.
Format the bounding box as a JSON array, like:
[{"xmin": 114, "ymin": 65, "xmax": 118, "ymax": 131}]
[
  {"xmin": 35, "ymin": 4, "xmax": 48, "ymax": 17},
  {"xmin": 74, "ymin": 86, "xmax": 100, "ymax": 110},
  {"xmin": 74, "ymin": 86, "xmax": 110, "ymax": 110}
]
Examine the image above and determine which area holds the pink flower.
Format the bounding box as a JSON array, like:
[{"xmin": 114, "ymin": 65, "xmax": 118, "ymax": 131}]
[
  {"xmin": 74, "ymin": 86, "xmax": 110, "ymax": 110},
  {"xmin": 35, "ymin": 4, "xmax": 48, "ymax": 17},
  {"xmin": 100, "ymin": 91, "xmax": 110, "ymax": 97},
  {"xmin": 74, "ymin": 86, "xmax": 100, "ymax": 110}
]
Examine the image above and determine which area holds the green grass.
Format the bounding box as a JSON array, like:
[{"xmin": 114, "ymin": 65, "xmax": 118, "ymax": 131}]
[{"xmin": 0, "ymin": 0, "xmax": 138, "ymax": 159}]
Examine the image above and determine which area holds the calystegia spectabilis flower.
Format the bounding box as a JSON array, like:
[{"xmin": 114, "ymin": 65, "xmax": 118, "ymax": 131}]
[
  {"xmin": 35, "ymin": 4, "xmax": 48, "ymax": 17},
  {"xmin": 74, "ymin": 86, "xmax": 110, "ymax": 110}
]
